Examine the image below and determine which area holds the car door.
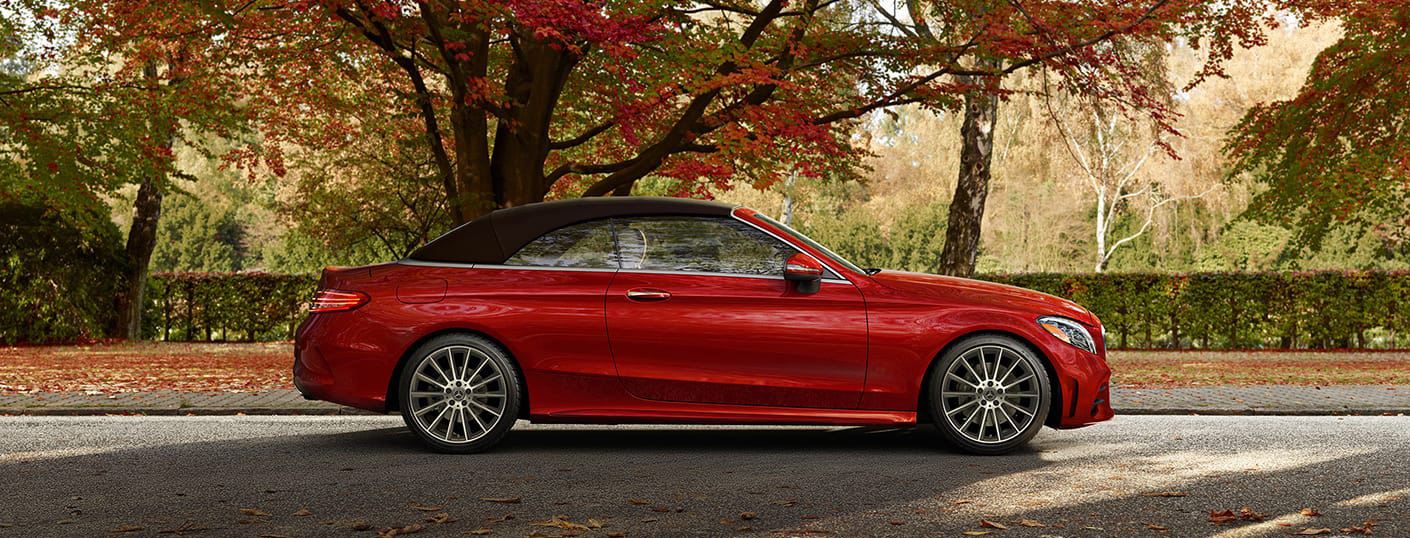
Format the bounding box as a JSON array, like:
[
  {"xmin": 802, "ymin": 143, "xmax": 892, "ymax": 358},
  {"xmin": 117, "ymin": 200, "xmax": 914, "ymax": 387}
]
[{"xmin": 604, "ymin": 215, "xmax": 869, "ymax": 409}]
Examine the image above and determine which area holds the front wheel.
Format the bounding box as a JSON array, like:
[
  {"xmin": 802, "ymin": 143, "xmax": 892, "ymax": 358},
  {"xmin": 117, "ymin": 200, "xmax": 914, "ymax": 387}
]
[
  {"xmin": 927, "ymin": 335, "xmax": 1051, "ymax": 455},
  {"xmin": 398, "ymin": 334, "xmax": 522, "ymax": 453}
]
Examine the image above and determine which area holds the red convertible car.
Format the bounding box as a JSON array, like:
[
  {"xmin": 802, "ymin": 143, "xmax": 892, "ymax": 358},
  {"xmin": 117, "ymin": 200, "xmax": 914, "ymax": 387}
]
[{"xmin": 295, "ymin": 197, "xmax": 1112, "ymax": 454}]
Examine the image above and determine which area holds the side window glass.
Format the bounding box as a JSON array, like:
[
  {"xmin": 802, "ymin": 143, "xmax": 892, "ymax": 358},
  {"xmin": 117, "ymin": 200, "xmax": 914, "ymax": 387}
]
[
  {"xmin": 504, "ymin": 219, "xmax": 618, "ymax": 269},
  {"xmin": 616, "ymin": 217, "xmax": 795, "ymax": 276}
]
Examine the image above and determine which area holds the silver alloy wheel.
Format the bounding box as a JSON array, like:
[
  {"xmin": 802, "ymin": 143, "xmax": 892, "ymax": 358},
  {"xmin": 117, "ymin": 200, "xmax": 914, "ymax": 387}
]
[
  {"xmin": 938, "ymin": 345, "xmax": 1041, "ymax": 445},
  {"xmin": 407, "ymin": 345, "xmax": 508, "ymax": 444}
]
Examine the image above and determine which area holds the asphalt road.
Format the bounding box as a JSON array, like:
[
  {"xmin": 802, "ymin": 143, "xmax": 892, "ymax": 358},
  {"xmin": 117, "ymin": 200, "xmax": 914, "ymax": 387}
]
[{"xmin": 0, "ymin": 416, "xmax": 1406, "ymax": 538}]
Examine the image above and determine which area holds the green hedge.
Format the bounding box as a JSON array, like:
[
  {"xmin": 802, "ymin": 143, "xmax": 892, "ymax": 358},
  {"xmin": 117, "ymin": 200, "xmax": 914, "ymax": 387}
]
[
  {"xmin": 144, "ymin": 272, "xmax": 317, "ymax": 342},
  {"xmin": 26, "ymin": 269, "xmax": 1410, "ymax": 348},
  {"xmin": 981, "ymin": 271, "xmax": 1410, "ymax": 349}
]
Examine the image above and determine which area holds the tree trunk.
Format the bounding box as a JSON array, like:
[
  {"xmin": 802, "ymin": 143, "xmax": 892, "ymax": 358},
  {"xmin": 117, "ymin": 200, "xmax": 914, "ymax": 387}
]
[
  {"xmin": 114, "ymin": 176, "xmax": 162, "ymax": 339},
  {"xmin": 488, "ymin": 36, "xmax": 581, "ymax": 211},
  {"xmin": 937, "ymin": 68, "xmax": 1000, "ymax": 278},
  {"xmin": 113, "ymin": 61, "xmax": 172, "ymax": 340}
]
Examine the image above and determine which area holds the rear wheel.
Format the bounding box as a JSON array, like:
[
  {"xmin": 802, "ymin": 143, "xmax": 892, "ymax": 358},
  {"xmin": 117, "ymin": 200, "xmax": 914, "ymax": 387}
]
[
  {"xmin": 398, "ymin": 334, "xmax": 522, "ymax": 453},
  {"xmin": 927, "ymin": 335, "xmax": 1051, "ymax": 455}
]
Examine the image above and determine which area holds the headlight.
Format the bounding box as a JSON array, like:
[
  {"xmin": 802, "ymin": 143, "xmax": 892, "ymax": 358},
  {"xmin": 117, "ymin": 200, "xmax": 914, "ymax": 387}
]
[{"xmin": 1037, "ymin": 316, "xmax": 1097, "ymax": 354}]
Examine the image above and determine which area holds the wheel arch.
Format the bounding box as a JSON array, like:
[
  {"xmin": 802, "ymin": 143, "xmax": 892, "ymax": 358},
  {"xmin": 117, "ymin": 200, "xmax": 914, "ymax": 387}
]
[
  {"xmin": 916, "ymin": 329, "xmax": 1063, "ymax": 429},
  {"xmin": 384, "ymin": 328, "xmax": 529, "ymax": 419}
]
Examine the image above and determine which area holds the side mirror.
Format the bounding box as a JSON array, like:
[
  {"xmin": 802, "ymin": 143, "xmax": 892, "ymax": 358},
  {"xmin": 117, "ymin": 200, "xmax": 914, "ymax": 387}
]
[{"xmin": 783, "ymin": 253, "xmax": 824, "ymax": 294}]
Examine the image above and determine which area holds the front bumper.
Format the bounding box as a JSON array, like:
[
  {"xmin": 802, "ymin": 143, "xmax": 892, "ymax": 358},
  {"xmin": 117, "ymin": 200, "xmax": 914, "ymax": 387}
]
[{"xmin": 1049, "ymin": 337, "xmax": 1114, "ymax": 428}]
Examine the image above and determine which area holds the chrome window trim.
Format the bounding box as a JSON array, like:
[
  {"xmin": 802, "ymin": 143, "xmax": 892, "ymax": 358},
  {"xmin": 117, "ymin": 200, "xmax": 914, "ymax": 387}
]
[
  {"xmin": 398, "ymin": 258, "xmax": 474, "ymax": 268},
  {"xmin": 729, "ymin": 209, "xmax": 850, "ymax": 282},
  {"xmin": 398, "ymin": 259, "xmax": 848, "ymax": 284},
  {"xmin": 616, "ymin": 267, "xmax": 849, "ymax": 284}
]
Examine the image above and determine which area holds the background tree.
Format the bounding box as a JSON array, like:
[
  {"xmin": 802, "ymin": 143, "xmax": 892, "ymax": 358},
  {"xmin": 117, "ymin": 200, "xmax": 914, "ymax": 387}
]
[
  {"xmin": 1225, "ymin": 5, "xmax": 1410, "ymax": 249},
  {"xmin": 859, "ymin": 0, "xmax": 1312, "ymax": 276}
]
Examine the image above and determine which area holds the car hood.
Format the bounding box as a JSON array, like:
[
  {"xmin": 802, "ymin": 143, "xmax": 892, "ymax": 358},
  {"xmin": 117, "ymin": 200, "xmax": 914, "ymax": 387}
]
[{"xmin": 869, "ymin": 271, "xmax": 1097, "ymax": 325}]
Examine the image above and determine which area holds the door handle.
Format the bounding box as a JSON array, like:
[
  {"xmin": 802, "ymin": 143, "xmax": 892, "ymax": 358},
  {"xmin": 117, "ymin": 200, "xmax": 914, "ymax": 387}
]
[{"xmin": 626, "ymin": 288, "xmax": 671, "ymax": 302}]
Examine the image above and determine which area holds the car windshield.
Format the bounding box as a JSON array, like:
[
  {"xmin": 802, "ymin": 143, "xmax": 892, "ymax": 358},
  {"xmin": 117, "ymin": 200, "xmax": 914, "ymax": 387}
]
[{"xmin": 750, "ymin": 212, "xmax": 868, "ymax": 276}]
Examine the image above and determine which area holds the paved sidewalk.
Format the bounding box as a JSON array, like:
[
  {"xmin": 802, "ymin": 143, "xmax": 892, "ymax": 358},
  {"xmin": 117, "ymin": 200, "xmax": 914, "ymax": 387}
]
[{"xmin": 2, "ymin": 385, "xmax": 1408, "ymax": 416}]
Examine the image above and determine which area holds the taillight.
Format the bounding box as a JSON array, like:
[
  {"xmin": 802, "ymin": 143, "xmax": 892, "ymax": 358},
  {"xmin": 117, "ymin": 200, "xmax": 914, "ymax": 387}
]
[{"xmin": 310, "ymin": 289, "xmax": 369, "ymax": 313}]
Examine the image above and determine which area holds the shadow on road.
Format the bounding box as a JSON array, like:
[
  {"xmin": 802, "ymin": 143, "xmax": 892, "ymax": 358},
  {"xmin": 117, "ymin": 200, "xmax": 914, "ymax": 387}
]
[{"xmin": 0, "ymin": 416, "xmax": 1406, "ymax": 538}]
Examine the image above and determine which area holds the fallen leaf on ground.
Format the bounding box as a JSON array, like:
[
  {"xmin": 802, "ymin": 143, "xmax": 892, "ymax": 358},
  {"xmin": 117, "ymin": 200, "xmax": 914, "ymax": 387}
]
[
  {"xmin": 587, "ymin": 519, "xmax": 603, "ymax": 529},
  {"xmin": 1148, "ymin": 524, "xmax": 1168, "ymax": 530},
  {"xmin": 479, "ymin": 497, "xmax": 521, "ymax": 504},
  {"xmin": 110, "ymin": 525, "xmax": 144, "ymax": 533},
  {"xmin": 410, "ymin": 504, "xmax": 443, "ymax": 511},
  {"xmin": 649, "ymin": 507, "xmax": 671, "ymax": 513},
  {"xmin": 239, "ymin": 508, "xmax": 270, "ymax": 517},
  {"xmin": 1239, "ymin": 507, "xmax": 1268, "ymax": 521},
  {"xmin": 1299, "ymin": 508, "xmax": 1321, "ymax": 517},
  {"xmin": 628, "ymin": 499, "xmax": 650, "ymax": 505},
  {"xmin": 1141, "ymin": 492, "xmax": 1188, "ymax": 497},
  {"xmin": 377, "ymin": 523, "xmax": 424, "ymax": 537},
  {"xmin": 529, "ymin": 515, "xmax": 590, "ymax": 531},
  {"xmin": 156, "ymin": 521, "xmax": 208, "ymax": 534},
  {"xmin": 979, "ymin": 519, "xmax": 1008, "ymax": 530},
  {"xmin": 607, "ymin": 532, "xmax": 626, "ymax": 538},
  {"xmin": 1288, "ymin": 529, "xmax": 1331, "ymax": 535},
  {"xmin": 771, "ymin": 530, "xmax": 831, "ymax": 535},
  {"xmin": 427, "ymin": 513, "xmax": 456, "ymax": 524},
  {"xmin": 484, "ymin": 515, "xmax": 513, "ymax": 525},
  {"xmin": 292, "ymin": 509, "xmax": 312, "ymax": 517},
  {"xmin": 961, "ymin": 532, "xmax": 992, "ymax": 536},
  {"xmin": 1340, "ymin": 521, "xmax": 1376, "ymax": 535},
  {"xmin": 350, "ymin": 521, "xmax": 373, "ymax": 531},
  {"xmin": 1012, "ymin": 519, "xmax": 1045, "ymax": 527},
  {"xmin": 952, "ymin": 499, "xmax": 974, "ymax": 505},
  {"xmin": 464, "ymin": 530, "xmax": 492, "ymax": 536},
  {"xmin": 1209, "ymin": 510, "xmax": 1238, "ymax": 525},
  {"xmin": 740, "ymin": 512, "xmax": 757, "ymax": 521}
]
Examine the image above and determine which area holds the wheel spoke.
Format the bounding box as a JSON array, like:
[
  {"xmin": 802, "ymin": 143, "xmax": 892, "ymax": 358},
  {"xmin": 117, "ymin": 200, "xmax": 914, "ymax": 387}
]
[
  {"xmin": 996, "ymin": 403, "xmax": 1016, "ymax": 429},
  {"xmin": 445, "ymin": 349, "xmax": 460, "ymax": 383},
  {"xmin": 945, "ymin": 372, "xmax": 978, "ymax": 390},
  {"xmin": 1006, "ymin": 392, "xmax": 1040, "ymax": 398},
  {"xmin": 413, "ymin": 399, "xmax": 447, "ymax": 417},
  {"xmin": 1003, "ymin": 374, "xmax": 1035, "ymax": 391},
  {"xmin": 946, "ymin": 399, "xmax": 979, "ymax": 416},
  {"xmin": 409, "ymin": 391, "xmax": 444, "ymax": 399},
  {"xmin": 424, "ymin": 356, "xmax": 451, "ymax": 386},
  {"xmin": 466, "ymin": 357, "xmax": 489, "ymax": 384},
  {"xmin": 1000, "ymin": 399, "xmax": 1034, "ymax": 417},
  {"xmin": 415, "ymin": 373, "xmax": 447, "ymax": 389},
  {"xmin": 958, "ymin": 353, "xmax": 983, "ymax": 384},
  {"xmin": 469, "ymin": 399, "xmax": 502, "ymax": 417},
  {"xmin": 466, "ymin": 404, "xmax": 488, "ymax": 432},
  {"xmin": 997, "ymin": 356, "xmax": 1021, "ymax": 386},
  {"xmin": 941, "ymin": 391, "xmax": 978, "ymax": 398},
  {"xmin": 470, "ymin": 374, "xmax": 502, "ymax": 391},
  {"xmin": 958, "ymin": 403, "xmax": 981, "ymax": 431},
  {"xmin": 426, "ymin": 404, "xmax": 451, "ymax": 430}
]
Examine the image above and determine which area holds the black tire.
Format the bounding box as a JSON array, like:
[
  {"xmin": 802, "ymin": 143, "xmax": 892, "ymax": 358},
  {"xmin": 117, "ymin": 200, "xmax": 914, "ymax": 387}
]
[
  {"xmin": 397, "ymin": 333, "xmax": 522, "ymax": 453},
  {"xmin": 926, "ymin": 334, "xmax": 1051, "ymax": 455}
]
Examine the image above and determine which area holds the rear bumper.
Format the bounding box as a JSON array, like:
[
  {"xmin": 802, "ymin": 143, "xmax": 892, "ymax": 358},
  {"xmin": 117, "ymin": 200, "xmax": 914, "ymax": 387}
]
[{"xmin": 293, "ymin": 315, "xmax": 394, "ymax": 413}]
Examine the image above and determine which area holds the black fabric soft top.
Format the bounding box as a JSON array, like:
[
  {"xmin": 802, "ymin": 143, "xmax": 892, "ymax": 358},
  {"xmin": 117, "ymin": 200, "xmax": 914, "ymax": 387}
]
[{"xmin": 407, "ymin": 196, "xmax": 737, "ymax": 264}]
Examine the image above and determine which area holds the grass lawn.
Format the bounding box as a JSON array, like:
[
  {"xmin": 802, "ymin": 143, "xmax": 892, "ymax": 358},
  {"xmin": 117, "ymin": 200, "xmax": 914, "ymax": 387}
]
[
  {"xmin": 0, "ymin": 341, "xmax": 292, "ymax": 393},
  {"xmin": 1109, "ymin": 350, "xmax": 1410, "ymax": 388},
  {"xmin": 2, "ymin": 343, "xmax": 1410, "ymax": 393}
]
